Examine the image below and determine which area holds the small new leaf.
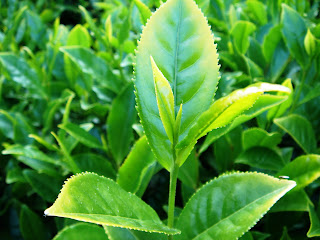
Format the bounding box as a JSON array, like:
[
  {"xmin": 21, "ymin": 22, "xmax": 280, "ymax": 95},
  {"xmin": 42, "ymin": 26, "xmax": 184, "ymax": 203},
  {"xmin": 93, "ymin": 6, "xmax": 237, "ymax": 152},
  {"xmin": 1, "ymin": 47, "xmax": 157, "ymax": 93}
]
[{"xmin": 151, "ymin": 56, "xmax": 175, "ymax": 144}]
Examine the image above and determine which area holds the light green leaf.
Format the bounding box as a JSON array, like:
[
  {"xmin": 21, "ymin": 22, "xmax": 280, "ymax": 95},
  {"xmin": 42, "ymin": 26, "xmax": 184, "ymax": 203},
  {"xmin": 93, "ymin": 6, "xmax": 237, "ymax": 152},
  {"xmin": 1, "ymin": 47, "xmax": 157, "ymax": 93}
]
[
  {"xmin": 281, "ymin": 4, "xmax": 308, "ymax": 68},
  {"xmin": 267, "ymin": 79, "xmax": 293, "ymax": 120},
  {"xmin": 151, "ymin": 56, "xmax": 175, "ymax": 143},
  {"xmin": 274, "ymin": 114, "xmax": 316, "ymax": 154},
  {"xmin": 178, "ymin": 83, "xmax": 290, "ymax": 162},
  {"xmin": 78, "ymin": 6, "xmax": 107, "ymax": 48},
  {"xmin": 134, "ymin": 0, "xmax": 219, "ymax": 171},
  {"xmin": 242, "ymin": 128, "xmax": 282, "ymax": 151},
  {"xmin": 105, "ymin": 16, "xmax": 113, "ymax": 43},
  {"xmin": 263, "ymin": 25, "xmax": 282, "ymax": 63},
  {"xmin": 0, "ymin": 53, "xmax": 45, "ymax": 98},
  {"xmin": 53, "ymin": 223, "xmax": 109, "ymax": 240},
  {"xmin": 107, "ymin": 83, "xmax": 136, "ymax": 165},
  {"xmin": 247, "ymin": 0, "xmax": 267, "ymax": 25},
  {"xmin": 134, "ymin": 0, "xmax": 152, "ymax": 25},
  {"xmin": 304, "ymin": 29, "xmax": 317, "ymax": 56},
  {"xmin": 59, "ymin": 122, "xmax": 102, "ymax": 149},
  {"xmin": 65, "ymin": 25, "xmax": 91, "ymax": 83},
  {"xmin": 20, "ymin": 205, "xmax": 47, "ymax": 240},
  {"xmin": 45, "ymin": 173, "xmax": 180, "ymax": 235},
  {"xmin": 67, "ymin": 25, "xmax": 91, "ymax": 47},
  {"xmin": 200, "ymin": 94, "xmax": 288, "ymax": 153},
  {"xmin": 235, "ymin": 147, "xmax": 285, "ymax": 171},
  {"xmin": 60, "ymin": 46, "xmax": 120, "ymax": 93},
  {"xmin": 117, "ymin": 136, "xmax": 158, "ymax": 197},
  {"xmin": 307, "ymin": 205, "xmax": 320, "ymax": 237},
  {"xmin": 276, "ymin": 154, "xmax": 320, "ymax": 191},
  {"xmin": 174, "ymin": 172, "xmax": 296, "ymax": 240},
  {"xmin": 230, "ymin": 21, "xmax": 256, "ymax": 54}
]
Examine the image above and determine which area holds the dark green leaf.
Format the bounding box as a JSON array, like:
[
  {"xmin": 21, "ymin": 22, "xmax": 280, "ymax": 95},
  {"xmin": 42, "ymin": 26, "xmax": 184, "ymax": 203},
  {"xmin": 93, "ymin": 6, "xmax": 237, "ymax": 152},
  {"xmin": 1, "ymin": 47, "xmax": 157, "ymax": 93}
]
[
  {"xmin": 117, "ymin": 136, "xmax": 158, "ymax": 197},
  {"xmin": 274, "ymin": 114, "xmax": 316, "ymax": 154},
  {"xmin": 107, "ymin": 83, "xmax": 136, "ymax": 165},
  {"xmin": 53, "ymin": 223, "xmax": 109, "ymax": 240}
]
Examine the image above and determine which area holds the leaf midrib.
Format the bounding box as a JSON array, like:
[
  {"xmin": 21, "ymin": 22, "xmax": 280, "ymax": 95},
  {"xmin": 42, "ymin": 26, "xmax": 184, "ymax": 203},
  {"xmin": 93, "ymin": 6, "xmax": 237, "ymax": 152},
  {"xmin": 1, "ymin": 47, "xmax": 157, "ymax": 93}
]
[
  {"xmin": 173, "ymin": 0, "xmax": 183, "ymax": 115},
  {"xmin": 191, "ymin": 185, "xmax": 290, "ymax": 239}
]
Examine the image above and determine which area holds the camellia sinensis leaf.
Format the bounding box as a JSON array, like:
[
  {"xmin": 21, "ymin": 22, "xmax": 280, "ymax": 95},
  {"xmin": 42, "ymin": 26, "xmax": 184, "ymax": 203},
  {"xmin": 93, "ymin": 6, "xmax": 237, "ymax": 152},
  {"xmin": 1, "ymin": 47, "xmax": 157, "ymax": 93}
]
[
  {"xmin": 177, "ymin": 82, "xmax": 290, "ymax": 165},
  {"xmin": 274, "ymin": 114, "xmax": 316, "ymax": 154},
  {"xmin": 200, "ymin": 93, "xmax": 288, "ymax": 153},
  {"xmin": 53, "ymin": 223, "xmax": 108, "ymax": 240},
  {"xmin": 276, "ymin": 154, "xmax": 320, "ymax": 191},
  {"xmin": 151, "ymin": 56, "xmax": 175, "ymax": 143},
  {"xmin": 174, "ymin": 172, "xmax": 296, "ymax": 240},
  {"xmin": 45, "ymin": 173, "xmax": 180, "ymax": 235},
  {"xmin": 307, "ymin": 204, "xmax": 320, "ymax": 237},
  {"xmin": 134, "ymin": 0, "xmax": 220, "ymax": 171},
  {"xmin": 117, "ymin": 136, "xmax": 158, "ymax": 197}
]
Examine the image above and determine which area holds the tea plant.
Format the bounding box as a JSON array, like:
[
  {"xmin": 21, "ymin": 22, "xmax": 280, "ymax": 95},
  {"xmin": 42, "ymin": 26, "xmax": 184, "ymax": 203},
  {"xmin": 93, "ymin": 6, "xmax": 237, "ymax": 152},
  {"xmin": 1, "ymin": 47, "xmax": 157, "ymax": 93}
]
[
  {"xmin": 44, "ymin": 0, "xmax": 297, "ymax": 239},
  {"xmin": 1, "ymin": 0, "xmax": 320, "ymax": 239}
]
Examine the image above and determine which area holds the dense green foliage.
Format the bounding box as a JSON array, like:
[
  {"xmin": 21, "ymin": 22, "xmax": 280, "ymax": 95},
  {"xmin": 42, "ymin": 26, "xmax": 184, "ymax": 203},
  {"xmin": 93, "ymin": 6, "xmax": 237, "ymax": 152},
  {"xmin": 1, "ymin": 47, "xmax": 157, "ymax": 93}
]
[{"xmin": 1, "ymin": 0, "xmax": 320, "ymax": 239}]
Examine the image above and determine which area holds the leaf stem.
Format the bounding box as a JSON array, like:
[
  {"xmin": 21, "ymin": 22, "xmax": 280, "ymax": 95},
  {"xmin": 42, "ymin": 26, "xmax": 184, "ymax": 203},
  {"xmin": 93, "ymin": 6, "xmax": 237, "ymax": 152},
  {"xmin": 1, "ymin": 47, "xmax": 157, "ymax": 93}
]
[{"xmin": 168, "ymin": 162, "xmax": 179, "ymax": 240}]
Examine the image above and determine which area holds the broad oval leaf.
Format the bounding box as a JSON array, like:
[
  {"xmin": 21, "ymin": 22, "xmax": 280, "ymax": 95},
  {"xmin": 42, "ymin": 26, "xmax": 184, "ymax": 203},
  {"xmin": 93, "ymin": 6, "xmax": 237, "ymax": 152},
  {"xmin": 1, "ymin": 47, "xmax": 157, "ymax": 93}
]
[
  {"xmin": 307, "ymin": 205, "xmax": 320, "ymax": 237},
  {"xmin": 53, "ymin": 223, "xmax": 108, "ymax": 240},
  {"xmin": 134, "ymin": 0, "xmax": 219, "ymax": 171},
  {"xmin": 230, "ymin": 21, "xmax": 256, "ymax": 54},
  {"xmin": 60, "ymin": 46, "xmax": 120, "ymax": 93},
  {"xmin": 45, "ymin": 173, "xmax": 180, "ymax": 235},
  {"xmin": 276, "ymin": 154, "xmax": 320, "ymax": 191},
  {"xmin": 174, "ymin": 172, "xmax": 296, "ymax": 240},
  {"xmin": 0, "ymin": 53, "xmax": 46, "ymax": 98},
  {"xmin": 117, "ymin": 136, "xmax": 158, "ymax": 197},
  {"xmin": 274, "ymin": 114, "xmax": 316, "ymax": 154},
  {"xmin": 281, "ymin": 4, "xmax": 308, "ymax": 68},
  {"xmin": 242, "ymin": 128, "xmax": 282, "ymax": 151}
]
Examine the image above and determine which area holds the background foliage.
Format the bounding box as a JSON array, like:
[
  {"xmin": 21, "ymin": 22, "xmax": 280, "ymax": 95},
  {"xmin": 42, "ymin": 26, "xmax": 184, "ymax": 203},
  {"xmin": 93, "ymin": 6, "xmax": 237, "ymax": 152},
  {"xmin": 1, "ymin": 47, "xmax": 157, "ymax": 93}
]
[{"xmin": 0, "ymin": 0, "xmax": 320, "ymax": 239}]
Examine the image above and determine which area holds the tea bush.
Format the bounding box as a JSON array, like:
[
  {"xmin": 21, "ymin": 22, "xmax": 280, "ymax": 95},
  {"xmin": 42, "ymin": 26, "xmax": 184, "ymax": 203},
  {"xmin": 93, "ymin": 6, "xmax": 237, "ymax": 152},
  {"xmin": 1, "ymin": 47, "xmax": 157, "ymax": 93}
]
[{"xmin": 0, "ymin": 0, "xmax": 319, "ymax": 239}]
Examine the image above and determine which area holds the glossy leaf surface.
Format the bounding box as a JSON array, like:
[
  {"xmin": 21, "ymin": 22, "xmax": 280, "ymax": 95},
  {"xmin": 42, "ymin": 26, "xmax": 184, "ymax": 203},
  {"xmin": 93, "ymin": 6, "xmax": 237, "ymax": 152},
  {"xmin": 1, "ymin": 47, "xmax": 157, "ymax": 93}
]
[
  {"xmin": 59, "ymin": 122, "xmax": 102, "ymax": 149},
  {"xmin": 230, "ymin": 21, "xmax": 256, "ymax": 54},
  {"xmin": 117, "ymin": 136, "xmax": 158, "ymax": 197},
  {"xmin": 276, "ymin": 154, "xmax": 320, "ymax": 191},
  {"xmin": 45, "ymin": 173, "xmax": 179, "ymax": 235},
  {"xmin": 60, "ymin": 46, "xmax": 120, "ymax": 93},
  {"xmin": 134, "ymin": 0, "xmax": 219, "ymax": 171},
  {"xmin": 0, "ymin": 53, "xmax": 45, "ymax": 98},
  {"xmin": 281, "ymin": 4, "xmax": 308, "ymax": 67},
  {"xmin": 107, "ymin": 83, "xmax": 136, "ymax": 165},
  {"xmin": 174, "ymin": 172, "xmax": 295, "ymax": 240},
  {"xmin": 307, "ymin": 205, "xmax": 320, "ymax": 237},
  {"xmin": 200, "ymin": 94, "xmax": 288, "ymax": 153},
  {"xmin": 151, "ymin": 56, "xmax": 175, "ymax": 143},
  {"xmin": 53, "ymin": 223, "xmax": 108, "ymax": 240},
  {"xmin": 178, "ymin": 83, "xmax": 290, "ymax": 163},
  {"xmin": 274, "ymin": 114, "xmax": 316, "ymax": 154}
]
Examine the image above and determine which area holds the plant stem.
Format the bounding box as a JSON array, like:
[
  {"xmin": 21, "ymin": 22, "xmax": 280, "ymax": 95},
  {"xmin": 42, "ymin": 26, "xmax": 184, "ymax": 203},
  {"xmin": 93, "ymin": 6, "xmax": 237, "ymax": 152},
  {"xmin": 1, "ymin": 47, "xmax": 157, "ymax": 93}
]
[
  {"xmin": 168, "ymin": 163, "xmax": 179, "ymax": 240},
  {"xmin": 290, "ymin": 69, "xmax": 306, "ymax": 113}
]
